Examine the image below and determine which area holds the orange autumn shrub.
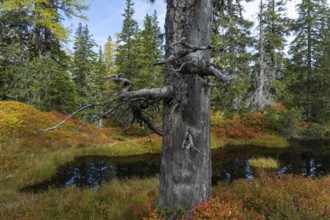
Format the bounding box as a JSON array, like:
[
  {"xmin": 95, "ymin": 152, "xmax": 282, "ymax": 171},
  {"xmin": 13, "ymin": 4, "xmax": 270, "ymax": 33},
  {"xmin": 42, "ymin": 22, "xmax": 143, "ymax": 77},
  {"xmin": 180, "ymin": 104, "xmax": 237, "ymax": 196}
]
[
  {"xmin": 211, "ymin": 104, "xmax": 295, "ymax": 140},
  {"xmin": 191, "ymin": 174, "xmax": 329, "ymax": 220},
  {"xmin": 192, "ymin": 197, "xmax": 265, "ymax": 220},
  {"xmin": 0, "ymin": 101, "xmax": 115, "ymax": 148},
  {"xmin": 211, "ymin": 109, "xmax": 267, "ymax": 140},
  {"xmin": 240, "ymin": 112, "xmax": 267, "ymax": 132},
  {"xmin": 144, "ymin": 174, "xmax": 329, "ymax": 219},
  {"xmin": 213, "ymin": 174, "xmax": 330, "ymax": 219},
  {"xmin": 212, "ymin": 120, "xmax": 259, "ymax": 139}
]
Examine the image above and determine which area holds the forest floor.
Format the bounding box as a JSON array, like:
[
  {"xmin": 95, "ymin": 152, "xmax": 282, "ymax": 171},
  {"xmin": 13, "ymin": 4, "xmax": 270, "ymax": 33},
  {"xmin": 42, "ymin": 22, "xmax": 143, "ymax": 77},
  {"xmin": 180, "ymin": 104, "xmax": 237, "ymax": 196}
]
[{"xmin": 0, "ymin": 101, "xmax": 329, "ymax": 219}]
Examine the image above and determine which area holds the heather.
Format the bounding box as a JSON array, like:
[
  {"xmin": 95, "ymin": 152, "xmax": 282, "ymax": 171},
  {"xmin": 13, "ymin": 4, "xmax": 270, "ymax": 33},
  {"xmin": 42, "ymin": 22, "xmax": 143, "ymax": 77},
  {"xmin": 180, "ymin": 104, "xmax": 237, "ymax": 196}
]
[{"xmin": 1, "ymin": 101, "xmax": 329, "ymax": 219}]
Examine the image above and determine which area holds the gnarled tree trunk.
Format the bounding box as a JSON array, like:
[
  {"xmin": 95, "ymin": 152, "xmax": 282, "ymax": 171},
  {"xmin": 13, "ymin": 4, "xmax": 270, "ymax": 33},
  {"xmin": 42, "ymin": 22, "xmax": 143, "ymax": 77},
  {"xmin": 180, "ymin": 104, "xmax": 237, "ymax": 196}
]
[
  {"xmin": 159, "ymin": 0, "xmax": 213, "ymax": 212},
  {"xmin": 42, "ymin": 0, "xmax": 220, "ymax": 214}
]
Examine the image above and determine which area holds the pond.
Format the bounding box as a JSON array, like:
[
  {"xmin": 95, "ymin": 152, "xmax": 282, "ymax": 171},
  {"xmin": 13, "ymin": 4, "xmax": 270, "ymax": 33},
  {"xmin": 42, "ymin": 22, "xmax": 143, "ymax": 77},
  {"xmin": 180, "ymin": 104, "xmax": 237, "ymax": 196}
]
[{"xmin": 21, "ymin": 141, "xmax": 330, "ymax": 192}]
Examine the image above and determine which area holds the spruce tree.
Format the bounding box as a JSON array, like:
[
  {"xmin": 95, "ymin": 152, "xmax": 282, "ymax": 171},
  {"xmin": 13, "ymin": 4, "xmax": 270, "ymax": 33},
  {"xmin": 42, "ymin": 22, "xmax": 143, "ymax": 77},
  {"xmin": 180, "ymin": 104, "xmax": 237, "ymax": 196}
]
[
  {"xmin": 288, "ymin": 0, "xmax": 330, "ymax": 119},
  {"xmin": 312, "ymin": 10, "xmax": 330, "ymax": 121},
  {"xmin": 134, "ymin": 12, "xmax": 163, "ymax": 89},
  {"xmin": 0, "ymin": 0, "xmax": 87, "ymax": 112},
  {"xmin": 116, "ymin": 0, "xmax": 139, "ymax": 80},
  {"xmin": 72, "ymin": 23, "xmax": 97, "ymax": 104},
  {"xmin": 247, "ymin": 0, "xmax": 289, "ymax": 111},
  {"xmin": 211, "ymin": 0, "xmax": 253, "ymax": 113},
  {"xmin": 91, "ymin": 46, "xmax": 107, "ymax": 97}
]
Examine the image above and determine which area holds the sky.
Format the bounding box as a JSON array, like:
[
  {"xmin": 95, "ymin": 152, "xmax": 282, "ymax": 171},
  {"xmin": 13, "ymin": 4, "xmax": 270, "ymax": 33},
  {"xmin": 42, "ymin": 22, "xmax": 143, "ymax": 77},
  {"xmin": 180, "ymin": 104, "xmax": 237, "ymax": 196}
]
[
  {"xmin": 62, "ymin": 0, "xmax": 317, "ymax": 50},
  {"xmin": 63, "ymin": 0, "xmax": 167, "ymax": 49}
]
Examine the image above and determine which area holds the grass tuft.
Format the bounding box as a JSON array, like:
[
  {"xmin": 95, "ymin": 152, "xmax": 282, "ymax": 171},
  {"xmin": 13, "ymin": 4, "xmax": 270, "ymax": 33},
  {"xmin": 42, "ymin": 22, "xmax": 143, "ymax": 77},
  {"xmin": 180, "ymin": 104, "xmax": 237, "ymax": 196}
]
[{"xmin": 250, "ymin": 157, "xmax": 280, "ymax": 169}]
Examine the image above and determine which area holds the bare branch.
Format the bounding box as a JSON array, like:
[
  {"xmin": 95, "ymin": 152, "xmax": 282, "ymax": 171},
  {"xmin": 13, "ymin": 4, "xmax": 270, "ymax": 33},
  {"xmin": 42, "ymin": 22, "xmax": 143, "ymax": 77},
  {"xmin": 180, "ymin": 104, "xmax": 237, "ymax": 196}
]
[
  {"xmin": 106, "ymin": 74, "xmax": 133, "ymax": 92},
  {"xmin": 174, "ymin": 62, "xmax": 189, "ymax": 72},
  {"xmin": 40, "ymin": 99, "xmax": 117, "ymax": 132},
  {"xmin": 119, "ymin": 86, "xmax": 173, "ymax": 100},
  {"xmin": 75, "ymin": 103, "xmax": 124, "ymax": 131},
  {"xmin": 206, "ymin": 65, "xmax": 231, "ymax": 82},
  {"xmin": 139, "ymin": 112, "xmax": 163, "ymax": 136},
  {"xmin": 106, "ymin": 74, "xmax": 132, "ymax": 85},
  {"xmin": 153, "ymin": 55, "xmax": 175, "ymax": 66},
  {"xmin": 41, "ymin": 85, "xmax": 172, "ymax": 132},
  {"xmin": 123, "ymin": 113, "xmax": 135, "ymax": 133},
  {"xmin": 166, "ymin": 38, "xmax": 214, "ymax": 52},
  {"xmin": 181, "ymin": 41, "xmax": 214, "ymax": 52}
]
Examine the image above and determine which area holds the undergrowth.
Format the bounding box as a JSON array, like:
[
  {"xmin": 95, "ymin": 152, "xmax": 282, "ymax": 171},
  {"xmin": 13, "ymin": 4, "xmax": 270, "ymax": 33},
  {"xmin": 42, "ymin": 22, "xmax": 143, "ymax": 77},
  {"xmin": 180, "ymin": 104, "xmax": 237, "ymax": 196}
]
[
  {"xmin": 0, "ymin": 101, "xmax": 118, "ymax": 148},
  {"xmin": 1, "ymin": 101, "xmax": 329, "ymax": 219},
  {"xmin": 211, "ymin": 109, "xmax": 289, "ymax": 148},
  {"xmin": 147, "ymin": 174, "xmax": 330, "ymax": 220}
]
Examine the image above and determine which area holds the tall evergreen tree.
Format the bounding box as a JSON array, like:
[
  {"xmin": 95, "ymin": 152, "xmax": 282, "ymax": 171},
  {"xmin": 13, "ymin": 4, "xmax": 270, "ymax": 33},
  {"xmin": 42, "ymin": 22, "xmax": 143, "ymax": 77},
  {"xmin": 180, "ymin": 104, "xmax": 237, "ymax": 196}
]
[
  {"xmin": 211, "ymin": 0, "xmax": 253, "ymax": 113},
  {"xmin": 247, "ymin": 0, "xmax": 289, "ymax": 111},
  {"xmin": 91, "ymin": 46, "xmax": 107, "ymax": 97},
  {"xmin": 0, "ymin": 0, "xmax": 87, "ymax": 112},
  {"xmin": 311, "ymin": 9, "xmax": 330, "ymax": 121},
  {"xmin": 28, "ymin": 57, "xmax": 78, "ymax": 113},
  {"xmin": 134, "ymin": 11, "xmax": 163, "ymax": 89},
  {"xmin": 288, "ymin": 0, "xmax": 330, "ymax": 119},
  {"xmin": 103, "ymin": 36, "xmax": 118, "ymax": 76},
  {"xmin": 116, "ymin": 0, "xmax": 139, "ymax": 80},
  {"xmin": 72, "ymin": 23, "xmax": 97, "ymax": 104}
]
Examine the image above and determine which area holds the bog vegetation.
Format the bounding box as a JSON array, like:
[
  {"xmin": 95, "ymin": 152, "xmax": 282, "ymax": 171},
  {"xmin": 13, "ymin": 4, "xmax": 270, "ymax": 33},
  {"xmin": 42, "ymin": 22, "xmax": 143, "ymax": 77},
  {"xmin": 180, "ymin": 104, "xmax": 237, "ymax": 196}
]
[
  {"xmin": 1, "ymin": 0, "xmax": 330, "ymax": 219},
  {"xmin": 1, "ymin": 101, "xmax": 329, "ymax": 219}
]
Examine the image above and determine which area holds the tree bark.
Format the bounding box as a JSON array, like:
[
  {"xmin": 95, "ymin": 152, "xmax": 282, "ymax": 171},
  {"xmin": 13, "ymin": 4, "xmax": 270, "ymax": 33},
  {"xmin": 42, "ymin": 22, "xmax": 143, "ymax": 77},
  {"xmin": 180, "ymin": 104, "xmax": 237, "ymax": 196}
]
[{"xmin": 159, "ymin": 0, "xmax": 213, "ymax": 212}]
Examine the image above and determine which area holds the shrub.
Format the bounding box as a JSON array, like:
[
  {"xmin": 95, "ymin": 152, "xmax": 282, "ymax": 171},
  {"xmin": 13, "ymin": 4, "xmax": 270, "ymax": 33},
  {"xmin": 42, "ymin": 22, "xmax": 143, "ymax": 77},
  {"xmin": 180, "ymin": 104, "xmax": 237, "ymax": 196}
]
[
  {"xmin": 0, "ymin": 101, "xmax": 115, "ymax": 148},
  {"xmin": 212, "ymin": 174, "xmax": 330, "ymax": 219},
  {"xmin": 193, "ymin": 197, "xmax": 265, "ymax": 220},
  {"xmin": 264, "ymin": 106, "xmax": 305, "ymax": 137},
  {"xmin": 211, "ymin": 110, "xmax": 224, "ymax": 127},
  {"xmin": 303, "ymin": 123, "xmax": 327, "ymax": 139}
]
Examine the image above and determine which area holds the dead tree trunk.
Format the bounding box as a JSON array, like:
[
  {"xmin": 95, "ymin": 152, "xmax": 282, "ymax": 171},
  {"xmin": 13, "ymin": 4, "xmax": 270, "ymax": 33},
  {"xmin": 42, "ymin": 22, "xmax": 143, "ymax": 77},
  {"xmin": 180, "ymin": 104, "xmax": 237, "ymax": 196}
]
[
  {"xmin": 246, "ymin": 0, "xmax": 275, "ymax": 111},
  {"xmin": 159, "ymin": 0, "xmax": 213, "ymax": 212},
  {"xmin": 42, "ymin": 0, "xmax": 229, "ymax": 214}
]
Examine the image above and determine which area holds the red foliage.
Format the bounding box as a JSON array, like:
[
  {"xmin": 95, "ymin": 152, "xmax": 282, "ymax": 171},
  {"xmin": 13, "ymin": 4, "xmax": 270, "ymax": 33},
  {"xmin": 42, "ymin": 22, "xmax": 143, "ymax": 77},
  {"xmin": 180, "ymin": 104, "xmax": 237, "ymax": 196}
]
[
  {"xmin": 212, "ymin": 121, "xmax": 259, "ymax": 139},
  {"xmin": 192, "ymin": 197, "xmax": 265, "ymax": 220},
  {"xmin": 51, "ymin": 112, "xmax": 84, "ymax": 126}
]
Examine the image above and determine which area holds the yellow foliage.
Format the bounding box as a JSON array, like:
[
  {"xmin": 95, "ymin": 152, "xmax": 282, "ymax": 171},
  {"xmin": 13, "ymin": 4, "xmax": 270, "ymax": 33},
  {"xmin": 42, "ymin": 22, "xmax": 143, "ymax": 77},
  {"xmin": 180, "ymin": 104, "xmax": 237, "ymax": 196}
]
[
  {"xmin": 1, "ymin": 0, "xmax": 86, "ymax": 40},
  {"xmin": 0, "ymin": 101, "xmax": 115, "ymax": 148},
  {"xmin": 211, "ymin": 110, "xmax": 224, "ymax": 127},
  {"xmin": 250, "ymin": 157, "xmax": 280, "ymax": 169}
]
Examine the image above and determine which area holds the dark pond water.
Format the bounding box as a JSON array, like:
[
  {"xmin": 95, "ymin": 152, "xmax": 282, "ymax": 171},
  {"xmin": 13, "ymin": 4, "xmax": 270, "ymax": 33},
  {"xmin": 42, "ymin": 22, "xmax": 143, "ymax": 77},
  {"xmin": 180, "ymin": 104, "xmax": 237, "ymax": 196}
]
[{"xmin": 21, "ymin": 141, "xmax": 330, "ymax": 193}]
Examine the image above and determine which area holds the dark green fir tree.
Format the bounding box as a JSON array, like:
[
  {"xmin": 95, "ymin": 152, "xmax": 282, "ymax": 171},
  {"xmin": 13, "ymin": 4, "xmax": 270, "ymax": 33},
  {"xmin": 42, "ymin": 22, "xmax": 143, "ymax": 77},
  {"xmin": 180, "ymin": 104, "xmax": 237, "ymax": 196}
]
[{"xmin": 288, "ymin": 0, "xmax": 330, "ymax": 120}]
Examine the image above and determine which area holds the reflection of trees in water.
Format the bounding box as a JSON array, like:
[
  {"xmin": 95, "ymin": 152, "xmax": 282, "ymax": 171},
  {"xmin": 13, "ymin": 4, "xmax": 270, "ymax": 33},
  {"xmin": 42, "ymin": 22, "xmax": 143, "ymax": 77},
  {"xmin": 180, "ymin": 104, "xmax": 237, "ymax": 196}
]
[{"xmin": 21, "ymin": 142, "xmax": 330, "ymax": 192}]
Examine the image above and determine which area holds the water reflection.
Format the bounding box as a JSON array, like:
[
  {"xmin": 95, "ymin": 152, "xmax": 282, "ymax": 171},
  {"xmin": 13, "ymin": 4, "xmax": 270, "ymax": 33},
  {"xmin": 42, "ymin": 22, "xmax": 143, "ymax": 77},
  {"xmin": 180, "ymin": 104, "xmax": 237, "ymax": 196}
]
[{"xmin": 21, "ymin": 141, "xmax": 330, "ymax": 192}]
